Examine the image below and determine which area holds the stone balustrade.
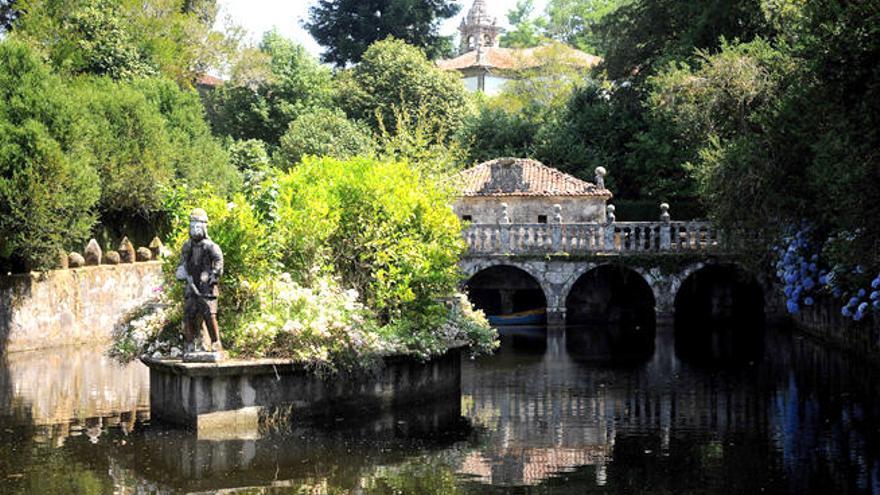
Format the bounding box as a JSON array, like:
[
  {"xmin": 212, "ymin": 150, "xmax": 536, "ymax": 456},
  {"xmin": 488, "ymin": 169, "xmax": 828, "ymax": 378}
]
[{"xmin": 463, "ymin": 221, "xmax": 723, "ymax": 255}]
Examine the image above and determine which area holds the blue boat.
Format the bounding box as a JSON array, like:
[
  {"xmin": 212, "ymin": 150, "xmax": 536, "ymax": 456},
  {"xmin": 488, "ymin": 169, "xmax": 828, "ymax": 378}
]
[{"xmin": 487, "ymin": 308, "xmax": 547, "ymax": 326}]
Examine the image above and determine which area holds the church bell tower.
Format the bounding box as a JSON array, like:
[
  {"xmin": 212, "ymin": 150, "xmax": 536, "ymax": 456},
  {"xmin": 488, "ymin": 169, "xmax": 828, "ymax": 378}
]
[{"xmin": 458, "ymin": 0, "xmax": 503, "ymax": 55}]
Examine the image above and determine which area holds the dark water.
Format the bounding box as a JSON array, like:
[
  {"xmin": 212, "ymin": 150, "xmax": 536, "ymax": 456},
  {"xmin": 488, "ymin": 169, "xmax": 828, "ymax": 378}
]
[{"xmin": 1, "ymin": 324, "xmax": 880, "ymax": 494}]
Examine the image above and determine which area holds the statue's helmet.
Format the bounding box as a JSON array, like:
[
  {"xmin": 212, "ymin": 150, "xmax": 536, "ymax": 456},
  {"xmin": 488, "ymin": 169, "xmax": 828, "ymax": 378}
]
[{"xmin": 190, "ymin": 208, "xmax": 209, "ymax": 224}]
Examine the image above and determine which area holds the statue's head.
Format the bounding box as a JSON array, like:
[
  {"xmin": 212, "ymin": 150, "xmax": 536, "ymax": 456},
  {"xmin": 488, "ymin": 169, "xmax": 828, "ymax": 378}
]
[{"xmin": 189, "ymin": 208, "xmax": 209, "ymax": 242}]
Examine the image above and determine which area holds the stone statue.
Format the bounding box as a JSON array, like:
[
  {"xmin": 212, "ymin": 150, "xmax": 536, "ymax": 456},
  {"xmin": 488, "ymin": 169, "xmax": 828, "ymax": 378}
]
[{"xmin": 175, "ymin": 208, "xmax": 224, "ymax": 358}]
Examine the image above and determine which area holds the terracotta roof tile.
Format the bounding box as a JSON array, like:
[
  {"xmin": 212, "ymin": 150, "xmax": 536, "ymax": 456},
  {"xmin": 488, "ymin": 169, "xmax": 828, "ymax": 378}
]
[
  {"xmin": 195, "ymin": 74, "xmax": 224, "ymax": 87},
  {"xmin": 453, "ymin": 158, "xmax": 612, "ymax": 198}
]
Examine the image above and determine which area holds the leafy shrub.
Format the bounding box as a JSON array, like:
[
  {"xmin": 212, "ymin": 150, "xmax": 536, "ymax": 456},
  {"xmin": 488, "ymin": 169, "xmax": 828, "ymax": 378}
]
[
  {"xmin": 275, "ymin": 108, "xmax": 374, "ymax": 168},
  {"xmin": 274, "ymin": 156, "xmax": 495, "ymax": 360},
  {"xmin": 0, "ymin": 40, "xmax": 100, "ymax": 272},
  {"xmin": 337, "ymin": 38, "xmax": 470, "ymax": 137}
]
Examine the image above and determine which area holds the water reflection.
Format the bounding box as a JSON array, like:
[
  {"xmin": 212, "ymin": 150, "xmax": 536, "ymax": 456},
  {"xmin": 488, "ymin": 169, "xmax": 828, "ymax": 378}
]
[
  {"xmin": 0, "ymin": 323, "xmax": 879, "ymax": 494},
  {"xmin": 0, "ymin": 346, "xmax": 149, "ymax": 447}
]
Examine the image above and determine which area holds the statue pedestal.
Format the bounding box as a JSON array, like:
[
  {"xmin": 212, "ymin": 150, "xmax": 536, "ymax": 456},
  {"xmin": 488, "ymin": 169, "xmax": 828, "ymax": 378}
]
[{"xmin": 141, "ymin": 346, "xmax": 463, "ymax": 433}]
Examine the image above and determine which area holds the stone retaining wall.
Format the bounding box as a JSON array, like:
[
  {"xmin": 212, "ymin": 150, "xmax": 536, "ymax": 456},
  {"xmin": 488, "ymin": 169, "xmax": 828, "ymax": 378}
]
[
  {"xmin": 782, "ymin": 292, "xmax": 880, "ymax": 363},
  {"xmin": 0, "ymin": 262, "xmax": 163, "ymax": 352}
]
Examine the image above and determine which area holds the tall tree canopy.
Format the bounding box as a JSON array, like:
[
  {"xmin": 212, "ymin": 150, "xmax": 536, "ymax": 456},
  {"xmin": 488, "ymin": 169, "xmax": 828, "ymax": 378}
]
[
  {"xmin": 595, "ymin": 0, "xmax": 770, "ymax": 80},
  {"xmin": 205, "ymin": 31, "xmax": 336, "ymax": 145},
  {"xmin": 305, "ymin": 0, "xmax": 460, "ymax": 66},
  {"xmin": 10, "ymin": 0, "xmax": 238, "ymax": 83}
]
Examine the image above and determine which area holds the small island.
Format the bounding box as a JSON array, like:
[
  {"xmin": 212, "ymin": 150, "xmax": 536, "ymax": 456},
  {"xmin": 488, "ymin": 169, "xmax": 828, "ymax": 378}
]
[{"xmin": 111, "ymin": 157, "xmax": 497, "ymax": 432}]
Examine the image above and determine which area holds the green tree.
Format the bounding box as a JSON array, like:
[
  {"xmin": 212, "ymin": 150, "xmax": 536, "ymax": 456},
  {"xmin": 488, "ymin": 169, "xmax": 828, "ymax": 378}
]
[
  {"xmin": 75, "ymin": 77, "xmax": 237, "ymax": 217},
  {"xmin": 0, "ymin": 40, "xmax": 100, "ymax": 272},
  {"xmin": 305, "ymin": 0, "xmax": 461, "ymax": 66},
  {"xmin": 595, "ymin": 0, "xmax": 770, "ymax": 80},
  {"xmin": 338, "ymin": 38, "xmax": 470, "ymax": 140},
  {"xmin": 544, "ymin": 0, "xmax": 624, "ymax": 54},
  {"xmin": 275, "ymin": 108, "xmax": 374, "ymax": 168},
  {"xmin": 500, "ymin": 0, "xmax": 546, "ymax": 48},
  {"xmin": 206, "ymin": 31, "xmax": 336, "ymax": 145},
  {"xmin": 12, "ymin": 0, "xmax": 239, "ymax": 83}
]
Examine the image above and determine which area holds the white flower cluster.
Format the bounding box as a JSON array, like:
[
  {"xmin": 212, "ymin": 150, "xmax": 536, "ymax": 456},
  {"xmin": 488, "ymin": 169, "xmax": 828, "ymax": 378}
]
[{"xmin": 110, "ymin": 297, "xmax": 179, "ymax": 362}]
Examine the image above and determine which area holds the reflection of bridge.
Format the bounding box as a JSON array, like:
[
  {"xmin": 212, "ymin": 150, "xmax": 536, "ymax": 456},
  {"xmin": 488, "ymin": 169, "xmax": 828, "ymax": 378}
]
[{"xmin": 461, "ymin": 220, "xmax": 768, "ymax": 325}]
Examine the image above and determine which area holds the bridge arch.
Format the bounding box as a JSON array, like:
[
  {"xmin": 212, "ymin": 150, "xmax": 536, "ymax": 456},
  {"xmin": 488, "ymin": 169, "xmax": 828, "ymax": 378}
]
[
  {"xmin": 673, "ymin": 263, "xmax": 765, "ymax": 364},
  {"xmin": 565, "ymin": 264, "xmax": 656, "ymax": 362},
  {"xmin": 463, "ymin": 264, "xmax": 548, "ymax": 321}
]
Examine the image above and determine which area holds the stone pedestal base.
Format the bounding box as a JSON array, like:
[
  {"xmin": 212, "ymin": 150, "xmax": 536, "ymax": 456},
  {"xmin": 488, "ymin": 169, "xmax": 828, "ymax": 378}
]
[{"xmin": 142, "ymin": 346, "xmax": 463, "ymax": 433}]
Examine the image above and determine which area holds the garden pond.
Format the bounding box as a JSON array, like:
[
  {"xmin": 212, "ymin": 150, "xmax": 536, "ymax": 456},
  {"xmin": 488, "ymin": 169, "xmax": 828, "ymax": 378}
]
[{"xmin": 1, "ymin": 322, "xmax": 879, "ymax": 494}]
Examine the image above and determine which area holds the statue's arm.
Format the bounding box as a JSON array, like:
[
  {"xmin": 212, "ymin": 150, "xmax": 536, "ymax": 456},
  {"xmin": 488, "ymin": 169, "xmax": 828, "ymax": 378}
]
[
  {"xmin": 209, "ymin": 243, "xmax": 224, "ymax": 283},
  {"xmin": 175, "ymin": 241, "xmax": 190, "ymax": 281}
]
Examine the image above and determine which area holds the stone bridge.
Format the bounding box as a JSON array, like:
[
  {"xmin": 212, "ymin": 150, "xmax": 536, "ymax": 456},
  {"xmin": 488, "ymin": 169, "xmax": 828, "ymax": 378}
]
[{"xmin": 460, "ymin": 218, "xmax": 770, "ymax": 326}]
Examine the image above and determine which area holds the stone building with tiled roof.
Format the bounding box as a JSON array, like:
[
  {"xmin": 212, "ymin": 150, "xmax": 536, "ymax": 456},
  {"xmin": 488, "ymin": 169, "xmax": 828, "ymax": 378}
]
[
  {"xmin": 452, "ymin": 157, "xmax": 612, "ymax": 224},
  {"xmin": 438, "ymin": 0, "xmax": 601, "ymax": 94}
]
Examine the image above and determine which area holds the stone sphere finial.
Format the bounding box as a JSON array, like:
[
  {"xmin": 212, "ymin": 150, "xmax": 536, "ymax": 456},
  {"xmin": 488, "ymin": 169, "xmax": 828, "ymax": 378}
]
[
  {"xmin": 606, "ymin": 204, "xmax": 616, "ymax": 224},
  {"xmin": 553, "ymin": 204, "xmax": 562, "ymax": 223},
  {"xmin": 595, "ymin": 167, "xmax": 607, "ymax": 189},
  {"xmin": 660, "ymin": 202, "xmax": 670, "ymax": 222},
  {"xmin": 499, "ymin": 202, "xmax": 510, "ymax": 224},
  {"xmin": 190, "ymin": 208, "xmax": 209, "ymax": 223}
]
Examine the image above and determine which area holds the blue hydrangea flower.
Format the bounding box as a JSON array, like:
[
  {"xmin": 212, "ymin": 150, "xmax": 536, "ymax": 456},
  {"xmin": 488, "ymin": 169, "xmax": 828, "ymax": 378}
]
[
  {"xmin": 842, "ymin": 306, "xmax": 852, "ymax": 317},
  {"xmin": 786, "ymin": 300, "xmax": 799, "ymax": 314},
  {"xmin": 804, "ymin": 297, "xmax": 814, "ymax": 306},
  {"xmin": 872, "ymin": 277, "xmax": 880, "ymax": 289},
  {"xmin": 871, "ymin": 291, "xmax": 879, "ymax": 301},
  {"xmin": 858, "ymin": 289, "xmax": 867, "ymax": 298},
  {"xmin": 858, "ymin": 302, "xmax": 869, "ymax": 313}
]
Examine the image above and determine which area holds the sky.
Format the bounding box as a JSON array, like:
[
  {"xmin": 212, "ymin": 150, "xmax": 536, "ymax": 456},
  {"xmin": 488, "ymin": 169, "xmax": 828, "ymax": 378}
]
[{"xmin": 214, "ymin": 0, "xmax": 549, "ymax": 59}]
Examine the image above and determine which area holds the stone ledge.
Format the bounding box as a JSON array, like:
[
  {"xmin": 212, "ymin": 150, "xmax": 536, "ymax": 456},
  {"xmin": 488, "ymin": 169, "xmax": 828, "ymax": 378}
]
[{"xmin": 143, "ymin": 346, "xmax": 464, "ymax": 433}]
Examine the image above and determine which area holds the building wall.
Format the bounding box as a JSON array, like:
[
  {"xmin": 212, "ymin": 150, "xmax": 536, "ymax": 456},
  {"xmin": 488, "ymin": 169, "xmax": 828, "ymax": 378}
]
[
  {"xmin": 454, "ymin": 196, "xmax": 607, "ymax": 224},
  {"xmin": 0, "ymin": 262, "xmax": 163, "ymax": 352}
]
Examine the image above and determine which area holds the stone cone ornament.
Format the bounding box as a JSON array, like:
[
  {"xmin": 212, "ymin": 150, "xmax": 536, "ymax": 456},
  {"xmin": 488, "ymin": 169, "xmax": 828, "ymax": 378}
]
[
  {"xmin": 118, "ymin": 237, "xmax": 136, "ymax": 263},
  {"xmin": 84, "ymin": 239, "xmax": 102, "ymax": 266}
]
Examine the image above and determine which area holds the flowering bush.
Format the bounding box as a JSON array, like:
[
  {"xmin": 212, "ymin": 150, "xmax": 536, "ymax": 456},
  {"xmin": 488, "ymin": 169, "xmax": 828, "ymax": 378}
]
[
  {"xmin": 109, "ymin": 289, "xmax": 180, "ymax": 362},
  {"xmin": 232, "ymin": 274, "xmax": 388, "ymax": 372},
  {"xmin": 110, "ymin": 156, "xmax": 498, "ymax": 371},
  {"xmin": 774, "ymin": 225, "xmax": 879, "ymax": 322}
]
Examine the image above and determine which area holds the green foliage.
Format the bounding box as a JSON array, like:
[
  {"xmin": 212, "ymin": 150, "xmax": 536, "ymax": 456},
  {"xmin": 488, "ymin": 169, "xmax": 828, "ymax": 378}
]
[
  {"xmin": 131, "ymin": 77, "xmax": 238, "ymax": 195},
  {"xmin": 228, "ymin": 139, "xmax": 270, "ymax": 169},
  {"xmin": 73, "ymin": 76, "xmax": 237, "ymax": 215},
  {"xmin": 206, "ymin": 31, "xmax": 336, "ymax": 145},
  {"xmin": 544, "ymin": 0, "xmax": 625, "ymax": 54},
  {"xmin": 376, "ymin": 104, "xmax": 468, "ymax": 176},
  {"xmin": 500, "ymin": 0, "xmax": 547, "ymax": 48},
  {"xmin": 648, "ymin": 0, "xmax": 880, "ymax": 270},
  {"xmin": 275, "ymin": 108, "xmax": 374, "ymax": 168},
  {"xmin": 595, "ymin": 0, "xmax": 770, "ymax": 81},
  {"xmin": 12, "ymin": 0, "xmax": 239, "ymax": 83},
  {"xmin": 274, "ymin": 156, "xmax": 462, "ymax": 312},
  {"xmin": 305, "ymin": 0, "xmax": 461, "ymax": 66},
  {"xmin": 458, "ymin": 104, "xmax": 539, "ymax": 163},
  {"xmin": 338, "ymin": 38, "xmax": 470, "ymax": 139},
  {"xmin": 0, "ymin": 40, "xmax": 100, "ymax": 272}
]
